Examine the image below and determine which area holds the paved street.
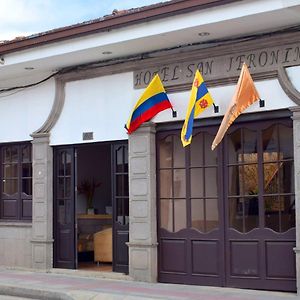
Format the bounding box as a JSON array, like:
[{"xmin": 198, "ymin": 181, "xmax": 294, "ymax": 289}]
[{"xmin": 0, "ymin": 268, "xmax": 297, "ymax": 300}]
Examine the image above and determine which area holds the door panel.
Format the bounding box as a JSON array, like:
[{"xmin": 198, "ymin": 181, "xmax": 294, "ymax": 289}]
[
  {"xmin": 224, "ymin": 120, "xmax": 296, "ymax": 291},
  {"xmin": 112, "ymin": 143, "xmax": 129, "ymax": 273},
  {"xmin": 54, "ymin": 147, "xmax": 76, "ymax": 269},
  {"xmin": 158, "ymin": 129, "xmax": 225, "ymax": 286}
]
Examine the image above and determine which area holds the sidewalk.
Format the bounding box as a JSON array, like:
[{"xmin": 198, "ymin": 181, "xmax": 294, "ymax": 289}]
[{"xmin": 0, "ymin": 267, "xmax": 297, "ymax": 300}]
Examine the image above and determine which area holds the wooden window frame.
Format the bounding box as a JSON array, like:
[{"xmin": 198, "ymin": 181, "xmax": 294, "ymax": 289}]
[{"xmin": 0, "ymin": 142, "xmax": 32, "ymax": 221}]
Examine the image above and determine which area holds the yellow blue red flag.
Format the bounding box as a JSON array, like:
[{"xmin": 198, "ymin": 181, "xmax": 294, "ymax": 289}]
[
  {"xmin": 125, "ymin": 74, "xmax": 173, "ymax": 134},
  {"xmin": 181, "ymin": 70, "xmax": 214, "ymax": 147}
]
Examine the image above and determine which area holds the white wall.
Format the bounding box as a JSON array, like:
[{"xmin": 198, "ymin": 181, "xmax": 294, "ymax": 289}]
[
  {"xmin": 151, "ymin": 79, "xmax": 296, "ymax": 123},
  {"xmin": 51, "ymin": 74, "xmax": 295, "ymax": 145},
  {"xmin": 50, "ymin": 72, "xmax": 135, "ymax": 145},
  {"xmin": 0, "ymin": 78, "xmax": 55, "ymax": 143},
  {"xmin": 287, "ymin": 66, "xmax": 300, "ymax": 93}
]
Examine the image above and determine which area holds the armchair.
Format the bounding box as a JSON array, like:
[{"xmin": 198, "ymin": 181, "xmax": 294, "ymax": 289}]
[{"xmin": 93, "ymin": 227, "xmax": 112, "ymax": 264}]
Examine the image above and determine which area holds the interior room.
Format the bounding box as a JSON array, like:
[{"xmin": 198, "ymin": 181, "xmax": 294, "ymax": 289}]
[{"xmin": 76, "ymin": 143, "xmax": 113, "ymax": 272}]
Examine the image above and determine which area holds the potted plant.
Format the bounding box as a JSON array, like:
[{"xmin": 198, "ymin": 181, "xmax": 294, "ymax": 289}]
[{"xmin": 78, "ymin": 178, "xmax": 101, "ymax": 214}]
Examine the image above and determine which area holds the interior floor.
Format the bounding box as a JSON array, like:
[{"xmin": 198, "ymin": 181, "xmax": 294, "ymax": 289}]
[{"xmin": 78, "ymin": 261, "xmax": 112, "ymax": 272}]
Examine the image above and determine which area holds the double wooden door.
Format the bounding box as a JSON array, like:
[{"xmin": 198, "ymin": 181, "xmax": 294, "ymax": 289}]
[
  {"xmin": 157, "ymin": 117, "xmax": 296, "ymax": 291},
  {"xmin": 53, "ymin": 143, "xmax": 129, "ymax": 272}
]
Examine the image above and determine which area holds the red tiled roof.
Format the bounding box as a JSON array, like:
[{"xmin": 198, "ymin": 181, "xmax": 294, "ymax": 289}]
[{"xmin": 0, "ymin": 0, "xmax": 241, "ymax": 55}]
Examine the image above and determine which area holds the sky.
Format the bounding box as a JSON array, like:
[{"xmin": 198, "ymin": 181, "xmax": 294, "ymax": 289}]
[{"xmin": 0, "ymin": 0, "xmax": 168, "ymax": 41}]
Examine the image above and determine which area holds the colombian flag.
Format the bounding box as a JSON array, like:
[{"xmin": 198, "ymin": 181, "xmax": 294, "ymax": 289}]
[
  {"xmin": 181, "ymin": 70, "xmax": 214, "ymax": 147},
  {"xmin": 125, "ymin": 74, "xmax": 173, "ymax": 134}
]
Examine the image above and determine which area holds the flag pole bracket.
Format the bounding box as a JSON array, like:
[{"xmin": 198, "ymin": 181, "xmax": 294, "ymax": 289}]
[
  {"xmin": 259, "ymin": 99, "xmax": 265, "ymax": 107},
  {"xmin": 172, "ymin": 110, "xmax": 177, "ymax": 118},
  {"xmin": 213, "ymin": 103, "xmax": 219, "ymax": 113}
]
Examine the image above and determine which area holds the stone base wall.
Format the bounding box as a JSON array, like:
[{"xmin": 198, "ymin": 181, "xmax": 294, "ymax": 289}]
[{"xmin": 0, "ymin": 224, "xmax": 32, "ymax": 268}]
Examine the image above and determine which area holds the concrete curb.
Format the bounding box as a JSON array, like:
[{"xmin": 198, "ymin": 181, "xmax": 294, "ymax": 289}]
[{"xmin": 0, "ymin": 283, "xmax": 73, "ymax": 300}]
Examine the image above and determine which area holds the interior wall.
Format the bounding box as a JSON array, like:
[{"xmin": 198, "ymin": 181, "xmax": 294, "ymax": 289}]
[{"xmin": 76, "ymin": 143, "xmax": 112, "ymax": 214}]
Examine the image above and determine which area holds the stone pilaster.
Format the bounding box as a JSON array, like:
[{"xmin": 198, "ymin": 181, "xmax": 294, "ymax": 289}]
[
  {"xmin": 291, "ymin": 106, "xmax": 300, "ymax": 293},
  {"xmin": 30, "ymin": 133, "xmax": 54, "ymax": 270},
  {"xmin": 127, "ymin": 122, "xmax": 158, "ymax": 282}
]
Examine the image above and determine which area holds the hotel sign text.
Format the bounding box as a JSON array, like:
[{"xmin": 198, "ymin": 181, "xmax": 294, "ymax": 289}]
[{"xmin": 133, "ymin": 43, "xmax": 300, "ymax": 89}]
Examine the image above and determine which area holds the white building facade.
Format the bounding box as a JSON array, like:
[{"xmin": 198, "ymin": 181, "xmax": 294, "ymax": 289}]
[{"xmin": 0, "ymin": 0, "xmax": 300, "ymax": 293}]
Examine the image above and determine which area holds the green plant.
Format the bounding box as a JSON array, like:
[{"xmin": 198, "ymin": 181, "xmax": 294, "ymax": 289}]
[{"xmin": 78, "ymin": 179, "xmax": 101, "ymax": 209}]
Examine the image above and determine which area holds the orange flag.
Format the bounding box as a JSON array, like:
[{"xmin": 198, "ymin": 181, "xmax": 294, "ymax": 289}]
[{"xmin": 211, "ymin": 63, "xmax": 260, "ymax": 150}]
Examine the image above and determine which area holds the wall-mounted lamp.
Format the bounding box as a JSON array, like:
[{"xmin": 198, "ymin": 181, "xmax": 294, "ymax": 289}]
[{"xmin": 0, "ymin": 57, "xmax": 4, "ymax": 65}]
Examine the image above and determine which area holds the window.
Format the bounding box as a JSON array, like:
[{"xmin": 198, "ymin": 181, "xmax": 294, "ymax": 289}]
[{"xmin": 0, "ymin": 143, "xmax": 32, "ymax": 220}]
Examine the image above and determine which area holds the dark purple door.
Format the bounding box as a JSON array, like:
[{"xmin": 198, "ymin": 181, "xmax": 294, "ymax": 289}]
[
  {"xmin": 157, "ymin": 116, "xmax": 296, "ymax": 291},
  {"xmin": 224, "ymin": 119, "xmax": 296, "ymax": 291},
  {"xmin": 157, "ymin": 128, "xmax": 225, "ymax": 286},
  {"xmin": 53, "ymin": 147, "xmax": 76, "ymax": 269},
  {"xmin": 112, "ymin": 143, "xmax": 129, "ymax": 273}
]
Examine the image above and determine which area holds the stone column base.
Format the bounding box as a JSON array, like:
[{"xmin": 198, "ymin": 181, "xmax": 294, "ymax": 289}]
[
  {"xmin": 128, "ymin": 242, "xmax": 158, "ymax": 282},
  {"xmin": 31, "ymin": 239, "xmax": 54, "ymax": 270}
]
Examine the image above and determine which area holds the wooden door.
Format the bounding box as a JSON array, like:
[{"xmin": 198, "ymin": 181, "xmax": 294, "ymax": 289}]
[
  {"xmin": 157, "ymin": 128, "xmax": 225, "ymax": 286},
  {"xmin": 112, "ymin": 143, "xmax": 129, "ymax": 273},
  {"xmin": 224, "ymin": 119, "xmax": 296, "ymax": 291},
  {"xmin": 53, "ymin": 147, "xmax": 76, "ymax": 269}
]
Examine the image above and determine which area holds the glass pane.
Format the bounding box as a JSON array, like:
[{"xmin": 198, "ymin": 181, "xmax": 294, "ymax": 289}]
[
  {"xmin": 263, "ymin": 125, "xmax": 278, "ymax": 161},
  {"xmin": 279, "ymin": 161, "xmax": 294, "ymax": 194},
  {"xmin": 265, "ymin": 196, "xmax": 280, "ymax": 232},
  {"xmin": 281, "ymin": 195, "xmax": 295, "ymax": 232},
  {"xmin": 174, "ymin": 199, "xmax": 186, "ymax": 232},
  {"xmin": 264, "ymin": 163, "xmax": 279, "ymax": 194},
  {"xmin": 190, "ymin": 133, "xmax": 203, "ymax": 167},
  {"xmin": 59, "ymin": 152, "xmax": 65, "ymax": 176},
  {"xmin": 243, "ymin": 164, "xmax": 258, "ymax": 195},
  {"xmin": 58, "ymin": 177, "xmax": 64, "ymax": 198},
  {"xmin": 22, "ymin": 163, "xmax": 32, "ymax": 177},
  {"xmin": 3, "ymin": 147, "xmax": 11, "ymax": 163},
  {"xmin": 159, "ymin": 170, "xmax": 172, "ymax": 198},
  {"xmin": 191, "ymin": 199, "xmax": 204, "ymax": 232},
  {"xmin": 229, "ymin": 197, "xmax": 243, "ymax": 232},
  {"xmin": 22, "ymin": 179, "xmax": 32, "ymax": 196},
  {"xmin": 116, "ymin": 198, "xmax": 123, "ymax": 223},
  {"xmin": 65, "ymin": 153, "xmax": 72, "ymax": 176},
  {"xmin": 124, "ymin": 175, "xmax": 129, "ymax": 196},
  {"xmin": 243, "ymin": 129, "xmax": 257, "ymax": 158},
  {"xmin": 2, "ymin": 179, "xmax": 18, "ymax": 196},
  {"xmin": 116, "ymin": 175, "xmax": 123, "ymax": 196},
  {"xmin": 124, "ymin": 198, "xmax": 129, "ymax": 225},
  {"xmin": 204, "ymin": 133, "xmax": 217, "ymax": 165},
  {"xmin": 65, "ymin": 177, "xmax": 71, "ymax": 198},
  {"xmin": 22, "ymin": 145, "xmax": 31, "ymax": 163},
  {"xmin": 228, "ymin": 166, "xmax": 241, "ymax": 196},
  {"xmin": 160, "ymin": 199, "xmax": 173, "ymax": 232},
  {"xmin": 3, "ymin": 164, "xmax": 18, "ymax": 178},
  {"xmin": 11, "ymin": 147, "xmax": 18, "ymax": 163},
  {"xmin": 228, "ymin": 129, "xmax": 241, "ymax": 164},
  {"xmin": 116, "ymin": 146, "xmax": 123, "ymax": 173},
  {"xmin": 124, "ymin": 146, "xmax": 128, "ymax": 173},
  {"xmin": 244, "ymin": 197, "xmax": 259, "ymax": 232},
  {"xmin": 205, "ymin": 168, "xmax": 217, "ymax": 197},
  {"xmin": 190, "ymin": 168, "xmax": 204, "ymax": 198},
  {"xmin": 206, "ymin": 198, "xmax": 219, "ymax": 231},
  {"xmin": 173, "ymin": 169, "xmax": 186, "ymax": 198},
  {"xmin": 159, "ymin": 136, "xmax": 172, "ymax": 168},
  {"xmin": 173, "ymin": 136, "xmax": 185, "ymax": 168},
  {"xmin": 66, "ymin": 199, "xmax": 71, "ymax": 224},
  {"xmin": 58, "ymin": 199, "xmax": 66, "ymax": 225},
  {"xmin": 279, "ymin": 125, "xmax": 293, "ymax": 160}
]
